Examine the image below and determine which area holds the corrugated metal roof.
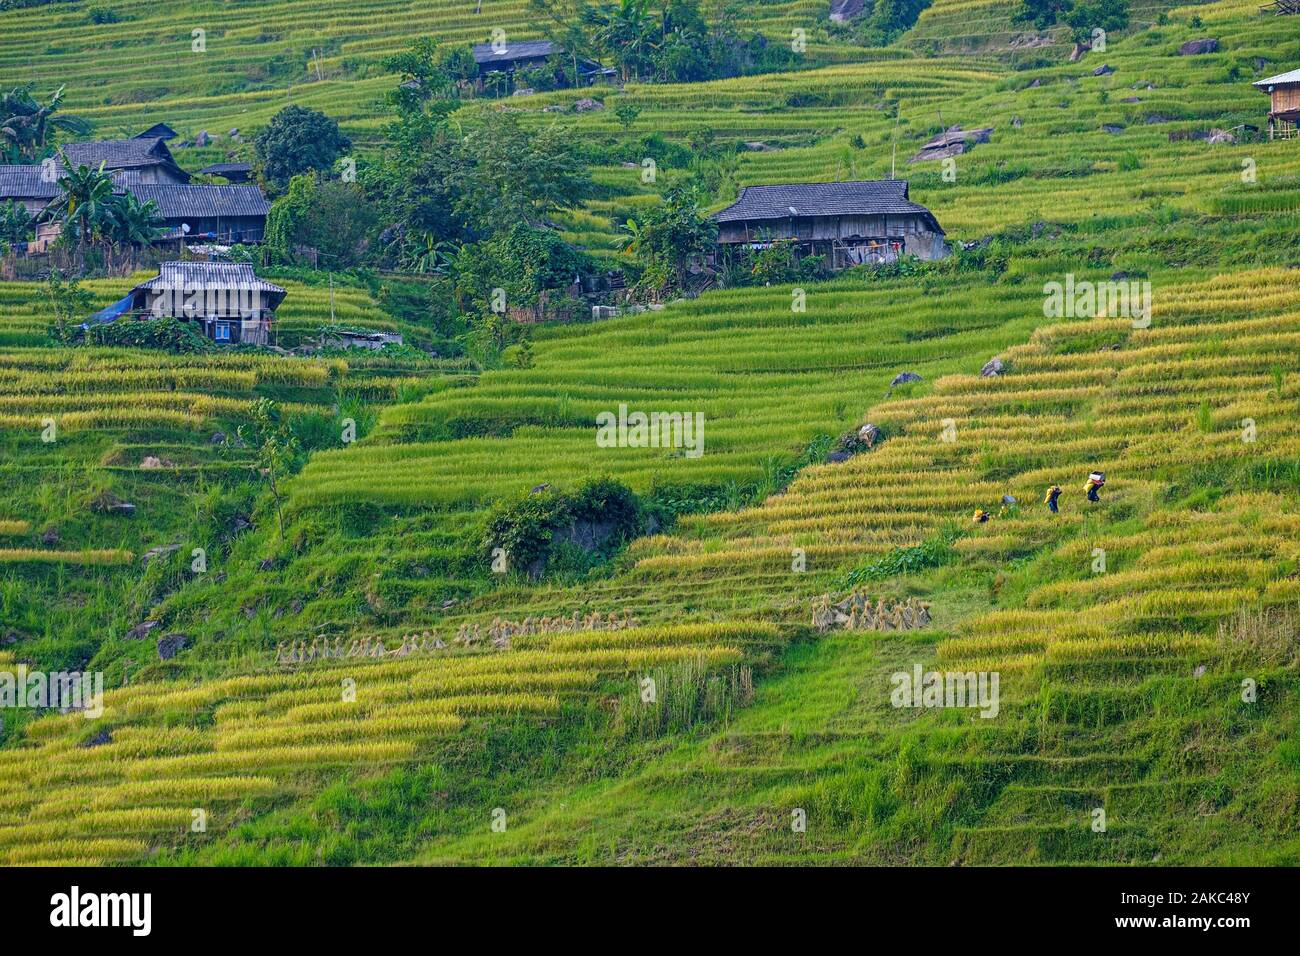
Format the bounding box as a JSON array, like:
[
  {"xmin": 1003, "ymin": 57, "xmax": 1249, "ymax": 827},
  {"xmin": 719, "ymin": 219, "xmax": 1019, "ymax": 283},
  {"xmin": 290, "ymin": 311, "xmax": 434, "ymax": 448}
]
[
  {"xmin": 711, "ymin": 180, "xmax": 942, "ymax": 233},
  {"xmin": 1254, "ymin": 68, "xmax": 1300, "ymax": 88},
  {"xmin": 146, "ymin": 261, "xmax": 283, "ymax": 291},
  {"xmin": 133, "ymin": 262, "xmax": 286, "ymax": 309},
  {"xmin": 472, "ymin": 39, "xmax": 556, "ymax": 65},
  {"xmin": 0, "ymin": 165, "xmax": 61, "ymax": 200},
  {"xmin": 128, "ymin": 184, "xmax": 269, "ymax": 220}
]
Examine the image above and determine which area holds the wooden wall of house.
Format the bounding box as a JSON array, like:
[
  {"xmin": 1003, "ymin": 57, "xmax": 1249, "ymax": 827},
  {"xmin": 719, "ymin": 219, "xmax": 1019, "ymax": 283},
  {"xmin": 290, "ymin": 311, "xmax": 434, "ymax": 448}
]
[
  {"xmin": 134, "ymin": 166, "xmax": 188, "ymax": 185},
  {"xmin": 718, "ymin": 213, "xmax": 936, "ymax": 244},
  {"xmin": 1272, "ymin": 84, "xmax": 1300, "ymax": 113}
]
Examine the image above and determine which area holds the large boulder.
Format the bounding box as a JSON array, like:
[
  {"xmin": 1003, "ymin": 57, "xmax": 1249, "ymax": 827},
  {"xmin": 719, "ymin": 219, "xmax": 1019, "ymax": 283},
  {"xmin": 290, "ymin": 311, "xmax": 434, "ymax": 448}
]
[
  {"xmin": 78, "ymin": 729, "xmax": 113, "ymax": 749},
  {"xmin": 1178, "ymin": 39, "xmax": 1219, "ymax": 56},
  {"xmin": 156, "ymin": 633, "xmax": 188, "ymax": 661},
  {"xmin": 829, "ymin": 0, "xmax": 865, "ymax": 21},
  {"xmin": 891, "ymin": 371, "xmax": 923, "ymax": 388},
  {"xmin": 140, "ymin": 543, "xmax": 181, "ymax": 566},
  {"xmin": 980, "ymin": 357, "xmax": 1006, "ymax": 377},
  {"xmin": 90, "ymin": 492, "xmax": 135, "ymax": 517},
  {"xmin": 126, "ymin": 620, "xmax": 160, "ymax": 640}
]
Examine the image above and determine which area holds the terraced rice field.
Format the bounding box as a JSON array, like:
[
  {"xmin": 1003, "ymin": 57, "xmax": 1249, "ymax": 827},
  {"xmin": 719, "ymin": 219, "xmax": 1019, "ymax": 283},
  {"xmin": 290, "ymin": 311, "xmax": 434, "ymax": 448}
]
[
  {"xmin": 0, "ymin": 621, "xmax": 767, "ymax": 865},
  {"xmin": 2, "ymin": 2, "xmax": 1298, "ymax": 868},
  {"xmin": 0, "ymin": 0, "xmax": 839, "ymax": 141}
]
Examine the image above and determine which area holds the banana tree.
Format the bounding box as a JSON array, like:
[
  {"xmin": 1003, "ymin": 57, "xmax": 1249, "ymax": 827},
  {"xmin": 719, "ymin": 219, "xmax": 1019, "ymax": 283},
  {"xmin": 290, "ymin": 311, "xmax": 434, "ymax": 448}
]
[
  {"xmin": 49, "ymin": 159, "xmax": 116, "ymax": 254},
  {"xmin": 0, "ymin": 85, "xmax": 91, "ymax": 163}
]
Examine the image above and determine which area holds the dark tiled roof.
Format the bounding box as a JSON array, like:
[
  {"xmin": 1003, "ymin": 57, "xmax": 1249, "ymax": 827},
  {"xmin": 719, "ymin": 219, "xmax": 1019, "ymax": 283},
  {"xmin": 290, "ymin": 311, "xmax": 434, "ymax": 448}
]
[
  {"xmin": 472, "ymin": 39, "xmax": 556, "ymax": 66},
  {"xmin": 0, "ymin": 165, "xmax": 61, "ymax": 200},
  {"xmin": 711, "ymin": 180, "xmax": 943, "ymax": 233},
  {"xmin": 128, "ymin": 184, "xmax": 269, "ymax": 220},
  {"xmin": 197, "ymin": 162, "xmax": 253, "ymax": 176},
  {"xmin": 60, "ymin": 138, "xmax": 189, "ymax": 181},
  {"xmin": 134, "ymin": 123, "xmax": 179, "ymax": 141},
  {"xmin": 133, "ymin": 261, "xmax": 286, "ymax": 308}
]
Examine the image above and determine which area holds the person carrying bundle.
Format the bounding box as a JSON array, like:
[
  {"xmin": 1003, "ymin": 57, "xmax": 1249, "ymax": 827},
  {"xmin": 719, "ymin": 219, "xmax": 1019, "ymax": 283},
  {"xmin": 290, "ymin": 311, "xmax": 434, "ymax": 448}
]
[
  {"xmin": 1085, "ymin": 471, "xmax": 1106, "ymax": 503},
  {"xmin": 972, "ymin": 509, "xmax": 990, "ymax": 523},
  {"xmin": 1045, "ymin": 485, "xmax": 1062, "ymax": 514}
]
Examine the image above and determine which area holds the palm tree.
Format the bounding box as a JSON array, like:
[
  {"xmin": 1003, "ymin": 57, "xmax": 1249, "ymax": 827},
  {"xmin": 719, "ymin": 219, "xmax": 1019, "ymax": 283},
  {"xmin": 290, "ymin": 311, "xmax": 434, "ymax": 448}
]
[
  {"xmin": 49, "ymin": 159, "xmax": 116, "ymax": 254},
  {"xmin": 0, "ymin": 86, "xmax": 91, "ymax": 163},
  {"xmin": 584, "ymin": 0, "xmax": 658, "ymax": 81}
]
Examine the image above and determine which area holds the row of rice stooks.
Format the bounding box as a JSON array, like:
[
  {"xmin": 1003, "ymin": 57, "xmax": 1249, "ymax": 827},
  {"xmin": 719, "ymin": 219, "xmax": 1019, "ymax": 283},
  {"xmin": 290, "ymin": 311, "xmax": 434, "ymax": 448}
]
[
  {"xmin": 276, "ymin": 611, "xmax": 642, "ymax": 665},
  {"xmin": 810, "ymin": 592, "xmax": 932, "ymax": 633}
]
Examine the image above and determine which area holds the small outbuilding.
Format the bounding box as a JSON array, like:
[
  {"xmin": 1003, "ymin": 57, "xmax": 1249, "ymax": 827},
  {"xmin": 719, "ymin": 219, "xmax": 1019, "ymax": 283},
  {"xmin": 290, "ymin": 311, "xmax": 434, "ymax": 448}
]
[
  {"xmin": 472, "ymin": 39, "xmax": 559, "ymax": 74},
  {"xmin": 197, "ymin": 162, "xmax": 254, "ymax": 184},
  {"xmin": 1254, "ymin": 67, "xmax": 1300, "ymax": 138},
  {"xmin": 471, "ymin": 39, "xmax": 613, "ymax": 86},
  {"xmin": 711, "ymin": 179, "xmax": 948, "ymax": 269},
  {"xmin": 133, "ymin": 123, "xmax": 179, "ymax": 142}
]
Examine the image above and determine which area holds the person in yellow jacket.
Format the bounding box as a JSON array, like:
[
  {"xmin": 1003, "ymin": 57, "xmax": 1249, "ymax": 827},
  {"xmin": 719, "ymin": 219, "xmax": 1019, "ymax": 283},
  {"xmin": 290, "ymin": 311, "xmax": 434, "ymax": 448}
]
[
  {"xmin": 1085, "ymin": 471, "xmax": 1106, "ymax": 503},
  {"xmin": 1045, "ymin": 485, "xmax": 1062, "ymax": 514},
  {"xmin": 973, "ymin": 509, "xmax": 990, "ymax": 523}
]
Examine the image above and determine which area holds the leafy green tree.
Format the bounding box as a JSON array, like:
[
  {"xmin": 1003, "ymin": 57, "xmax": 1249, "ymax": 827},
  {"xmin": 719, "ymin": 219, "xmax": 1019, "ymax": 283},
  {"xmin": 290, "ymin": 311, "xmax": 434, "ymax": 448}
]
[
  {"xmin": 529, "ymin": 0, "xmax": 599, "ymax": 86},
  {"xmin": 614, "ymin": 99, "xmax": 641, "ymax": 130},
  {"xmin": 263, "ymin": 174, "xmax": 316, "ymax": 264},
  {"xmin": 1012, "ymin": 0, "xmax": 1074, "ymax": 30},
  {"xmin": 1063, "ymin": 0, "xmax": 1128, "ymax": 42},
  {"xmin": 449, "ymin": 113, "xmax": 592, "ymax": 228},
  {"xmin": 382, "ymin": 37, "xmax": 461, "ymax": 112},
  {"xmin": 619, "ymin": 185, "xmax": 716, "ymax": 293},
  {"xmin": 289, "ymin": 179, "xmax": 380, "ymax": 265},
  {"xmin": 0, "ymin": 85, "xmax": 90, "ymax": 163},
  {"xmin": 253, "ymin": 106, "xmax": 352, "ymax": 190},
  {"xmin": 45, "ymin": 268, "xmax": 93, "ymax": 343},
  {"xmin": 455, "ymin": 223, "xmax": 588, "ymax": 311},
  {"xmin": 0, "ymin": 198, "xmax": 30, "ymax": 244},
  {"xmin": 238, "ymin": 398, "xmax": 301, "ymax": 540}
]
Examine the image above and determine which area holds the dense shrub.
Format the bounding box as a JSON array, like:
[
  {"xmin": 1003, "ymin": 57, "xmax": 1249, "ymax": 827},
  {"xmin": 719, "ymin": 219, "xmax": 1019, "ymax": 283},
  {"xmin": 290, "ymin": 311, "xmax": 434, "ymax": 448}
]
[
  {"xmin": 84, "ymin": 317, "xmax": 214, "ymax": 353},
  {"xmin": 482, "ymin": 477, "xmax": 645, "ymax": 578}
]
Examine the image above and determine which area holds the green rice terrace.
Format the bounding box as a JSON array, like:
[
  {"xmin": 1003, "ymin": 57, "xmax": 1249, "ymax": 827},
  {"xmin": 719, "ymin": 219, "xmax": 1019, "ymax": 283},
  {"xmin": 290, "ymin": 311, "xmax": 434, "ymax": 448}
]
[{"xmin": 0, "ymin": 0, "xmax": 1298, "ymax": 868}]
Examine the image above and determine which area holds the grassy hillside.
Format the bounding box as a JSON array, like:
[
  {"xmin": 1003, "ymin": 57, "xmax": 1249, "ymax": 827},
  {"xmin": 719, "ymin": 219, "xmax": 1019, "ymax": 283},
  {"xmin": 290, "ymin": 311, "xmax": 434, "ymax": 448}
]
[
  {"xmin": 1, "ymin": 1, "xmax": 1299, "ymax": 866},
  {"xmin": 0, "ymin": 0, "xmax": 851, "ymax": 142}
]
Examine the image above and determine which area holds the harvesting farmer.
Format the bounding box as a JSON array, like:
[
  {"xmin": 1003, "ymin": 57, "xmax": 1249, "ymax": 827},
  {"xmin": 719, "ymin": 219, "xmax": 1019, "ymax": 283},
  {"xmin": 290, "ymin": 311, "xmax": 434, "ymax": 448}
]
[
  {"xmin": 973, "ymin": 509, "xmax": 990, "ymax": 523},
  {"xmin": 1085, "ymin": 471, "xmax": 1106, "ymax": 503},
  {"xmin": 1045, "ymin": 485, "xmax": 1061, "ymax": 513}
]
